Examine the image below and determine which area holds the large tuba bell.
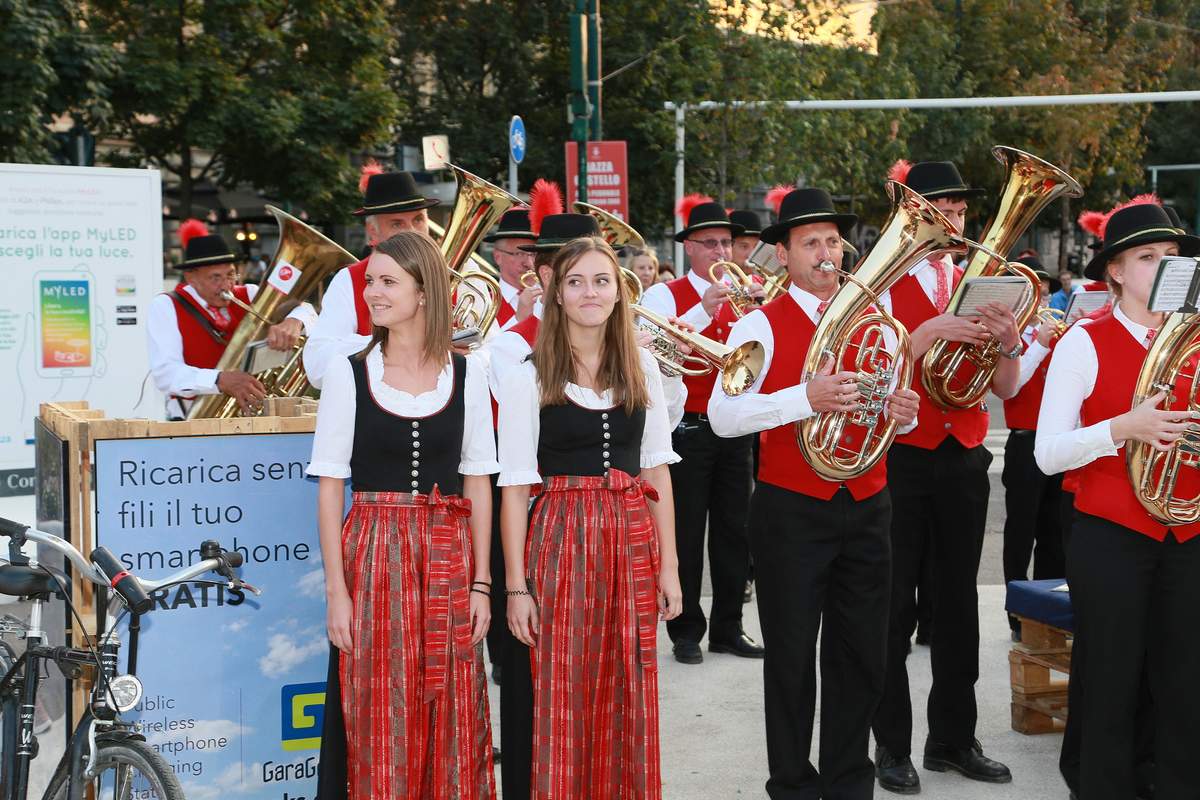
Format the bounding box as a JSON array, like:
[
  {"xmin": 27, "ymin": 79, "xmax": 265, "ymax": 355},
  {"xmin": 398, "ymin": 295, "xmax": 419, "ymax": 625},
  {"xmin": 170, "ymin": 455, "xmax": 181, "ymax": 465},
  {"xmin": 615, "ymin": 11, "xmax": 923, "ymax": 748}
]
[
  {"xmin": 573, "ymin": 201, "xmax": 647, "ymax": 303},
  {"xmin": 796, "ymin": 181, "xmax": 963, "ymax": 481},
  {"xmin": 187, "ymin": 206, "xmax": 355, "ymax": 419},
  {"xmin": 440, "ymin": 165, "xmax": 519, "ymax": 343},
  {"xmin": 921, "ymin": 146, "xmax": 1083, "ymax": 409},
  {"xmin": 631, "ymin": 304, "xmax": 764, "ymax": 396},
  {"xmin": 1127, "ymin": 304, "xmax": 1200, "ymax": 525}
]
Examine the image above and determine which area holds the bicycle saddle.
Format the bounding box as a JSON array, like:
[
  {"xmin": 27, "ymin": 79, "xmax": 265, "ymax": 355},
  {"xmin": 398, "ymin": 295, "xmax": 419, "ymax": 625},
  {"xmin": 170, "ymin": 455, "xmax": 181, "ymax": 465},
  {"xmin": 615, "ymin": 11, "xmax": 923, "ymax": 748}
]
[{"xmin": 0, "ymin": 564, "xmax": 64, "ymax": 598}]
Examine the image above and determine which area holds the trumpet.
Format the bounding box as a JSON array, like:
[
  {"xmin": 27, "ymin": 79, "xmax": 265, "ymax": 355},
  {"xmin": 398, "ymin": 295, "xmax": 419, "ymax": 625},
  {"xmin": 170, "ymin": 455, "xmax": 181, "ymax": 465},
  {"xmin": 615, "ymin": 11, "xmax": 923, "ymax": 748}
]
[
  {"xmin": 631, "ymin": 304, "xmax": 764, "ymax": 396},
  {"xmin": 1036, "ymin": 305, "xmax": 1068, "ymax": 338},
  {"xmin": 711, "ymin": 260, "xmax": 762, "ymax": 318}
]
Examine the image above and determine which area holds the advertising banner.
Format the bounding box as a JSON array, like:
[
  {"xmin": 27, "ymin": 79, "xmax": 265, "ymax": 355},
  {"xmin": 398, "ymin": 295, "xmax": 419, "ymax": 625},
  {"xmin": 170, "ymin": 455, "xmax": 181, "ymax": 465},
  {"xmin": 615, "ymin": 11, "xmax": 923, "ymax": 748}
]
[
  {"xmin": 0, "ymin": 163, "xmax": 163, "ymax": 495},
  {"xmin": 564, "ymin": 140, "xmax": 630, "ymax": 222},
  {"xmin": 95, "ymin": 432, "xmax": 327, "ymax": 800}
]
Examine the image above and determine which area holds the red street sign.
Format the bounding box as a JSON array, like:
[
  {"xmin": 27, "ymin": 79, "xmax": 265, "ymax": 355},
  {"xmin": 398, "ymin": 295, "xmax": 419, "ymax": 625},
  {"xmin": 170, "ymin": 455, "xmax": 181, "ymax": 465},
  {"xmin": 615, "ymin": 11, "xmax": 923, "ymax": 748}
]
[{"xmin": 565, "ymin": 141, "xmax": 630, "ymax": 222}]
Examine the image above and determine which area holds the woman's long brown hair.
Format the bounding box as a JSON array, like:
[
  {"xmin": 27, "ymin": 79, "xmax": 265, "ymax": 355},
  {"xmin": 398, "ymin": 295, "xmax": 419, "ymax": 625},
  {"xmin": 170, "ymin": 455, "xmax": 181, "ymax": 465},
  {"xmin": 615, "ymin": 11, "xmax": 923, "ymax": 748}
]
[
  {"xmin": 533, "ymin": 236, "xmax": 649, "ymax": 413},
  {"xmin": 359, "ymin": 231, "xmax": 452, "ymax": 366}
]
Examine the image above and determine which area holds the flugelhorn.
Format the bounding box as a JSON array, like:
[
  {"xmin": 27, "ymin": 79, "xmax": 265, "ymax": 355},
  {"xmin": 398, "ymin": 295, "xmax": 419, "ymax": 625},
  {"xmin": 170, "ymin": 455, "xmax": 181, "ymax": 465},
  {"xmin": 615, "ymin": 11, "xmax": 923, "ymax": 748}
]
[
  {"xmin": 709, "ymin": 260, "xmax": 762, "ymax": 318},
  {"xmin": 188, "ymin": 206, "xmax": 356, "ymax": 419},
  {"xmin": 631, "ymin": 304, "xmax": 764, "ymax": 396},
  {"xmin": 796, "ymin": 181, "xmax": 962, "ymax": 481},
  {"xmin": 921, "ymin": 147, "xmax": 1083, "ymax": 409},
  {"xmin": 1127, "ymin": 299, "xmax": 1200, "ymax": 525}
]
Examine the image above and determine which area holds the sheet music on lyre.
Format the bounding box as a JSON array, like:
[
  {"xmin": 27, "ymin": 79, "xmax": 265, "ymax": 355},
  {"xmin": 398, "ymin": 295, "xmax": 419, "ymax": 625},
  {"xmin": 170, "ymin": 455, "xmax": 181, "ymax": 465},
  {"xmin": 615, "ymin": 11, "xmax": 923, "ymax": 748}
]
[
  {"xmin": 1149, "ymin": 256, "xmax": 1200, "ymax": 314},
  {"xmin": 1063, "ymin": 290, "xmax": 1110, "ymax": 325},
  {"xmin": 951, "ymin": 276, "xmax": 1030, "ymax": 317}
]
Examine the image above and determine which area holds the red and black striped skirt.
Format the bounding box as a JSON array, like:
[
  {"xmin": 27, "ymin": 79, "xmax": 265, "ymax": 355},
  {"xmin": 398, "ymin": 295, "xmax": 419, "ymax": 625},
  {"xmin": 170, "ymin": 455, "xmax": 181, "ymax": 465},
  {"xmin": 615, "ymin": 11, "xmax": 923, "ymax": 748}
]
[
  {"xmin": 340, "ymin": 489, "xmax": 495, "ymax": 800},
  {"xmin": 525, "ymin": 469, "xmax": 663, "ymax": 799}
]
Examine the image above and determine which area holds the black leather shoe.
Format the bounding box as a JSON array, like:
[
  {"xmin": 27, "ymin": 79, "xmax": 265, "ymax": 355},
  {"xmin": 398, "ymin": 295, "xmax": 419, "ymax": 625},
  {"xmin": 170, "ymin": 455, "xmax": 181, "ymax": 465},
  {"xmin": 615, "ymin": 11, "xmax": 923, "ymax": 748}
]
[
  {"xmin": 875, "ymin": 745, "xmax": 921, "ymax": 794},
  {"xmin": 743, "ymin": 579, "xmax": 754, "ymax": 603},
  {"xmin": 708, "ymin": 631, "xmax": 765, "ymax": 658},
  {"xmin": 492, "ymin": 746, "xmax": 501, "ymax": 763},
  {"xmin": 923, "ymin": 740, "xmax": 1012, "ymax": 783},
  {"xmin": 673, "ymin": 640, "xmax": 703, "ymax": 664}
]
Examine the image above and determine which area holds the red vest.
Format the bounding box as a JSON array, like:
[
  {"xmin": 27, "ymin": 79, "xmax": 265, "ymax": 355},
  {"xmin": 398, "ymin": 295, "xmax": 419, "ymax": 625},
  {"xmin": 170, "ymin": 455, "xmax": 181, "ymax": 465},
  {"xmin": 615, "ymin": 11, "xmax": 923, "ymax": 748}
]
[
  {"xmin": 347, "ymin": 258, "xmax": 373, "ymax": 335},
  {"xmin": 665, "ymin": 275, "xmax": 737, "ymax": 414},
  {"xmin": 756, "ymin": 295, "xmax": 888, "ymax": 501},
  {"xmin": 168, "ymin": 285, "xmax": 251, "ymax": 369},
  {"xmin": 1003, "ymin": 335, "xmax": 1056, "ymax": 431},
  {"xmin": 1074, "ymin": 312, "xmax": 1200, "ymax": 541},
  {"xmin": 496, "ymin": 290, "xmax": 517, "ymax": 329},
  {"xmin": 888, "ymin": 272, "xmax": 989, "ymax": 449}
]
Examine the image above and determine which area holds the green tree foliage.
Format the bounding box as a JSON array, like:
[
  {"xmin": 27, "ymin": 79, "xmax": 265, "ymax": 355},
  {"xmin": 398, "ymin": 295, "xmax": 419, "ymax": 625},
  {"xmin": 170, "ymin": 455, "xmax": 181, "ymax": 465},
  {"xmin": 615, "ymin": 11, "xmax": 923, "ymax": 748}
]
[
  {"xmin": 88, "ymin": 0, "xmax": 400, "ymax": 221},
  {"xmin": 1143, "ymin": 5, "xmax": 1200, "ymax": 230},
  {"xmin": 0, "ymin": 0, "xmax": 114, "ymax": 163}
]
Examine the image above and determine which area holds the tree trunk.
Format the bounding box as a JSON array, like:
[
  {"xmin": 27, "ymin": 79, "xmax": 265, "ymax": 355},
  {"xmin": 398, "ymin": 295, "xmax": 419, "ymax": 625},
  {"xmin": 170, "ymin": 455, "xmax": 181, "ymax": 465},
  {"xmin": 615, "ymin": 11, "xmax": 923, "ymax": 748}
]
[{"xmin": 179, "ymin": 146, "xmax": 193, "ymax": 220}]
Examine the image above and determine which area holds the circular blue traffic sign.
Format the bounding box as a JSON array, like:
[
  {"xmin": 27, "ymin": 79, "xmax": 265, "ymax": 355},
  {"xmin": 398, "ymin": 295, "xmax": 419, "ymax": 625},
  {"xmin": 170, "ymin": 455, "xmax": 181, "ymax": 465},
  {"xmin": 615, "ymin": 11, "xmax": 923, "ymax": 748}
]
[{"xmin": 509, "ymin": 116, "xmax": 526, "ymax": 164}]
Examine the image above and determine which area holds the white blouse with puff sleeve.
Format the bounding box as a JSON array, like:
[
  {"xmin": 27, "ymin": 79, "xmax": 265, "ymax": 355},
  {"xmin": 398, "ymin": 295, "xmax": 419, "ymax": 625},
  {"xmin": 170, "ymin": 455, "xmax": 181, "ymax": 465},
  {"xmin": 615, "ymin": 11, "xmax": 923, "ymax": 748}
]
[
  {"xmin": 306, "ymin": 346, "xmax": 500, "ymax": 480},
  {"xmin": 496, "ymin": 347, "xmax": 680, "ymax": 486}
]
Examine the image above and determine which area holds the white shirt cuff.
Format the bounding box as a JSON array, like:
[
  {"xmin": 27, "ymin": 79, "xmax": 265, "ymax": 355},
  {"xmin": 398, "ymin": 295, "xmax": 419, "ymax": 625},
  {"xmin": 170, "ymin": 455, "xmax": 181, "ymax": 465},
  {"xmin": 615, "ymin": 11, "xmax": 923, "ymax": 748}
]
[
  {"xmin": 305, "ymin": 462, "xmax": 351, "ymax": 480},
  {"xmin": 640, "ymin": 450, "xmax": 681, "ymax": 469},
  {"xmin": 497, "ymin": 470, "xmax": 542, "ymax": 487},
  {"xmin": 196, "ymin": 368, "xmax": 221, "ymax": 394},
  {"xmin": 459, "ymin": 459, "xmax": 501, "ymax": 476}
]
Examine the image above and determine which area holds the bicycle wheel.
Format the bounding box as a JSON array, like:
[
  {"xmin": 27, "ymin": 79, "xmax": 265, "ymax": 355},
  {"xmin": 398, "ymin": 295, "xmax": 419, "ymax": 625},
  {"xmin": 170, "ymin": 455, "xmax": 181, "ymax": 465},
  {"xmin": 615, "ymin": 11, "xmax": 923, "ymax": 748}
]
[
  {"xmin": 43, "ymin": 738, "xmax": 183, "ymax": 800},
  {"xmin": 0, "ymin": 640, "xmax": 18, "ymax": 797}
]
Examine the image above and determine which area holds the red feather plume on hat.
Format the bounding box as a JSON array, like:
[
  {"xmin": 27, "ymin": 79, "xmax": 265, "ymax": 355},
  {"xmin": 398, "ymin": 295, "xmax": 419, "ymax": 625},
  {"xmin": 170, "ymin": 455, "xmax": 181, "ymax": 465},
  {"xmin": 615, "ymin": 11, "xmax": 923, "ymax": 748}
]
[
  {"xmin": 528, "ymin": 179, "xmax": 564, "ymax": 235},
  {"xmin": 178, "ymin": 219, "xmax": 208, "ymax": 249},
  {"xmin": 1081, "ymin": 193, "xmax": 1162, "ymax": 241},
  {"xmin": 764, "ymin": 184, "xmax": 792, "ymax": 216},
  {"xmin": 675, "ymin": 193, "xmax": 713, "ymax": 224},
  {"xmin": 358, "ymin": 159, "xmax": 384, "ymax": 194},
  {"xmin": 887, "ymin": 159, "xmax": 913, "ymax": 185}
]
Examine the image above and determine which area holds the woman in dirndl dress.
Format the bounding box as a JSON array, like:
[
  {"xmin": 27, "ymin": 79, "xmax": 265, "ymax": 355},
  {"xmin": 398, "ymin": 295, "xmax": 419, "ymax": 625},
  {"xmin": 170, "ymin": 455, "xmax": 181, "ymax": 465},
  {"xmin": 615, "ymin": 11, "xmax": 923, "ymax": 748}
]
[
  {"xmin": 308, "ymin": 231, "xmax": 498, "ymax": 800},
  {"xmin": 496, "ymin": 235, "xmax": 684, "ymax": 799}
]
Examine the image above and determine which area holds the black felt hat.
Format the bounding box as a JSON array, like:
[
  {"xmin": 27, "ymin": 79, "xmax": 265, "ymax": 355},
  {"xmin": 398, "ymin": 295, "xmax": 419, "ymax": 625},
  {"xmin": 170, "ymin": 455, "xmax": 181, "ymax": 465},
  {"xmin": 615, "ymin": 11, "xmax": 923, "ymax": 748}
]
[
  {"xmin": 1018, "ymin": 256, "xmax": 1062, "ymax": 294},
  {"xmin": 674, "ymin": 196, "xmax": 745, "ymax": 243},
  {"xmin": 352, "ymin": 171, "xmax": 439, "ymax": 217},
  {"xmin": 897, "ymin": 160, "xmax": 986, "ymax": 201},
  {"xmin": 518, "ymin": 213, "xmax": 603, "ymax": 252},
  {"xmin": 760, "ymin": 188, "xmax": 858, "ymax": 246},
  {"xmin": 1084, "ymin": 200, "xmax": 1200, "ymax": 281},
  {"xmin": 484, "ymin": 209, "xmax": 536, "ymax": 243},
  {"xmin": 729, "ymin": 210, "xmax": 762, "ymax": 237},
  {"xmin": 175, "ymin": 219, "xmax": 237, "ymax": 271},
  {"xmin": 1164, "ymin": 204, "xmax": 1188, "ymax": 234}
]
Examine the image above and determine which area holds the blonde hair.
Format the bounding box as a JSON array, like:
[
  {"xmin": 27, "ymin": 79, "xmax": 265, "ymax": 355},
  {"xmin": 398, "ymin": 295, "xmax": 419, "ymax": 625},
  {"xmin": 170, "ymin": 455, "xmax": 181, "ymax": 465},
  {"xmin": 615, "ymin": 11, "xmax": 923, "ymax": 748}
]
[
  {"xmin": 625, "ymin": 245, "xmax": 659, "ymax": 271},
  {"xmin": 533, "ymin": 237, "xmax": 649, "ymax": 413},
  {"xmin": 361, "ymin": 231, "xmax": 452, "ymax": 366}
]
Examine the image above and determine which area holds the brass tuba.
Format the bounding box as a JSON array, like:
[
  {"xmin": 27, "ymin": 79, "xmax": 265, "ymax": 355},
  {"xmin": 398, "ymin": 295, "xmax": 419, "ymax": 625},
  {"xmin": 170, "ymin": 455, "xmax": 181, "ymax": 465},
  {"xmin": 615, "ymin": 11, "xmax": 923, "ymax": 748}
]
[
  {"xmin": 631, "ymin": 304, "xmax": 763, "ymax": 396},
  {"xmin": 921, "ymin": 146, "xmax": 1083, "ymax": 409},
  {"xmin": 573, "ymin": 201, "xmax": 648, "ymax": 303},
  {"xmin": 1127, "ymin": 305, "xmax": 1200, "ymax": 525},
  {"xmin": 440, "ymin": 164, "xmax": 519, "ymax": 344},
  {"xmin": 796, "ymin": 181, "xmax": 963, "ymax": 481},
  {"xmin": 187, "ymin": 206, "xmax": 355, "ymax": 419}
]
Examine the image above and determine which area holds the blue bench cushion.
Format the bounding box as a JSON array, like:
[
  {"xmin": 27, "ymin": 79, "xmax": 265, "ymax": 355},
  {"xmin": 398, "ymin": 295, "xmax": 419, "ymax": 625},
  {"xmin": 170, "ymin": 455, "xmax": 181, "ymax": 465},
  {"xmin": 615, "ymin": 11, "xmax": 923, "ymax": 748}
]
[{"xmin": 1005, "ymin": 579, "xmax": 1074, "ymax": 633}]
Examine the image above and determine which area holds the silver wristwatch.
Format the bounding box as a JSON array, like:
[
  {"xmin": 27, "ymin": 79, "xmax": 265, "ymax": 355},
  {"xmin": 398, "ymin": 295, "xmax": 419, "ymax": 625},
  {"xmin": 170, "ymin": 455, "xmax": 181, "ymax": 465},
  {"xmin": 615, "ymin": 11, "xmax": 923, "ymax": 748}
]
[{"xmin": 1000, "ymin": 341, "xmax": 1023, "ymax": 360}]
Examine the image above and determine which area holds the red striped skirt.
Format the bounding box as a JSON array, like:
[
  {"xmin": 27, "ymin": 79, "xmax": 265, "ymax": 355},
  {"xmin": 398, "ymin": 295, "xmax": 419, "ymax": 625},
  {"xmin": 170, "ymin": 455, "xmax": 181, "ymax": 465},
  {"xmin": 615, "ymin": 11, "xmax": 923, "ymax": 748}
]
[
  {"xmin": 526, "ymin": 469, "xmax": 663, "ymax": 799},
  {"xmin": 340, "ymin": 489, "xmax": 495, "ymax": 800}
]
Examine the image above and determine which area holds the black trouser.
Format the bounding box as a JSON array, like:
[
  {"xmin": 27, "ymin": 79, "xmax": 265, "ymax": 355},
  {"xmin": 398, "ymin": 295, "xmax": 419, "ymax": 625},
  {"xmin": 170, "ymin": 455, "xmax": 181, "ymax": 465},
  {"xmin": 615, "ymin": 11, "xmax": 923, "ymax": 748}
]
[
  {"xmin": 486, "ymin": 475, "xmax": 507, "ymax": 670},
  {"xmin": 1001, "ymin": 430, "xmax": 1065, "ymax": 614},
  {"xmin": 1062, "ymin": 514, "xmax": 1200, "ymax": 800},
  {"xmin": 667, "ymin": 414, "xmax": 753, "ymax": 644},
  {"xmin": 873, "ymin": 439, "xmax": 991, "ymax": 756},
  {"xmin": 500, "ymin": 636, "xmax": 534, "ymax": 798},
  {"xmin": 315, "ymin": 644, "xmax": 347, "ymax": 800},
  {"xmin": 752, "ymin": 483, "xmax": 891, "ymax": 800}
]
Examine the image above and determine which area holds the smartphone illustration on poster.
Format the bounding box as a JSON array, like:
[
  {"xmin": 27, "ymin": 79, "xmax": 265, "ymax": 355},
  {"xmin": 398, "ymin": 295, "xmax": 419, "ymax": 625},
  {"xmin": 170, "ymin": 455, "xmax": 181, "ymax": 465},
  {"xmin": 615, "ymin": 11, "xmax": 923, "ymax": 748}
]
[{"xmin": 34, "ymin": 271, "xmax": 95, "ymax": 377}]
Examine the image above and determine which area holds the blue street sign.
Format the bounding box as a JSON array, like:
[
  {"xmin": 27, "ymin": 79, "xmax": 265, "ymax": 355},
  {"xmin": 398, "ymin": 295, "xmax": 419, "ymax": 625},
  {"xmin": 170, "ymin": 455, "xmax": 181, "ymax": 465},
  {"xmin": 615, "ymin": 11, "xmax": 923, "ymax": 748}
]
[{"xmin": 509, "ymin": 116, "xmax": 526, "ymax": 165}]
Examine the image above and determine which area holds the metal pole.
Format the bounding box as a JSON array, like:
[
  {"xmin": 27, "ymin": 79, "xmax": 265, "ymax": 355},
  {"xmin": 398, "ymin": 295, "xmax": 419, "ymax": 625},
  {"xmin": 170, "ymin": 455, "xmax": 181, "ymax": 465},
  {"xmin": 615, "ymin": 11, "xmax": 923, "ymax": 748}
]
[
  {"xmin": 588, "ymin": 0, "xmax": 602, "ymax": 140},
  {"xmin": 1151, "ymin": 167, "xmax": 1158, "ymax": 194},
  {"xmin": 674, "ymin": 104, "xmax": 685, "ymax": 274},
  {"xmin": 509, "ymin": 154, "xmax": 518, "ymax": 197},
  {"xmin": 663, "ymin": 90, "xmax": 1200, "ymax": 113}
]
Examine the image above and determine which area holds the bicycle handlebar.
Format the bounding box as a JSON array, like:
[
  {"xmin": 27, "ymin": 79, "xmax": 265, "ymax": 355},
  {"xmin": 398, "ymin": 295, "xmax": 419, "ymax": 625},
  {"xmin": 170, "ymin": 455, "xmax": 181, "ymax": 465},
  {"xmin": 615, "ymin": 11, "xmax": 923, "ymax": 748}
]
[{"xmin": 0, "ymin": 517, "xmax": 261, "ymax": 607}]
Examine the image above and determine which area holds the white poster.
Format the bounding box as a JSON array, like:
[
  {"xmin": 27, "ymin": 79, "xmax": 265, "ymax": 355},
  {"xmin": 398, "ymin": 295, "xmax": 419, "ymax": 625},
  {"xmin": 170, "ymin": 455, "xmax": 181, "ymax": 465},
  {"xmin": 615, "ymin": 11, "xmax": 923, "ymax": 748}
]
[{"xmin": 0, "ymin": 163, "xmax": 163, "ymax": 494}]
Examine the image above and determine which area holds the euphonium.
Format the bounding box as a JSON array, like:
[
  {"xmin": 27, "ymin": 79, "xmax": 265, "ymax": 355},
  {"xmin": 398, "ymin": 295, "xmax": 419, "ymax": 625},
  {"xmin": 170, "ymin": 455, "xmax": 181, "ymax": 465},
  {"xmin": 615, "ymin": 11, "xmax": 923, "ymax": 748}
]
[
  {"xmin": 187, "ymin": 205, "xmax": 355, "ymax": 419},
  {"xmin": 631, "ymin": 304, "xmax": 764, "ymax": 396},
  {"xmin": 921, "ymin": 146, "xmax": 1083, "ymax": 409},
  {"xmin": 796, "ymin": 181, "xmax": 963, "ymax": 481},
  {"xmin": 440, "ymin": 165, "xmax": 520, "ymax": 342},
  {"xmin": 1127, "ymin": 307, "xmax": 1200, "ymax": 525}
]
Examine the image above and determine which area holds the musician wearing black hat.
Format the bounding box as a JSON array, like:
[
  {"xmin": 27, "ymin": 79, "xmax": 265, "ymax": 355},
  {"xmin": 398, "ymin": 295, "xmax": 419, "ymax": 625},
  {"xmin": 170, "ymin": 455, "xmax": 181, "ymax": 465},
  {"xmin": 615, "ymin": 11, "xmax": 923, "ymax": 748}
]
[
  {"xmin": 147, "ymin": 219, "xmax": 315, "ymax": 419},
  {"xmin": 302, "ymin": 167, "xmax": 439, "ymax": 388},
  {"xmin": 1001, "ymin": 257, "xmax": 1066, "ymax": 639},
  {"xmin": 641, "ymin": 195, "xmax": 766, "ymax": 665},
  {"xmin": 872, "ymin": 160, "xmax": 1016, "ymax": 793},
  {"xmin": 729, "ymin": 209, "xmax": 763, "ymax": 270},
  {"xmin": 710, "ymin": 187, "xmax": 919, "ymax": 800},
  {"xmin": 1036, "ymin": 197, "xmax": 1200, "ymax": 800},
  {"xmin": 484, "ymin": 208, "xmax": 541, "ymax": 331}
]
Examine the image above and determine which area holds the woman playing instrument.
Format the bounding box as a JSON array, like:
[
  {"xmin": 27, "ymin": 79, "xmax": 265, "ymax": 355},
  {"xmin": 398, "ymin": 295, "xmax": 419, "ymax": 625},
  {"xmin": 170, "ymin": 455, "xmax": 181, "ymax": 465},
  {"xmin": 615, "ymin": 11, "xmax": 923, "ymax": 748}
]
[
  {"xmin": 308, "ymin": 231, "xmax": 498, "ymax": 800},
  {"xmin": 497, "ymin": 236, "xmax": 683, "ymax": 799},
  {"xmin": 1035, "ymin": 197, "xmax": 1200, "ymax": 800}
]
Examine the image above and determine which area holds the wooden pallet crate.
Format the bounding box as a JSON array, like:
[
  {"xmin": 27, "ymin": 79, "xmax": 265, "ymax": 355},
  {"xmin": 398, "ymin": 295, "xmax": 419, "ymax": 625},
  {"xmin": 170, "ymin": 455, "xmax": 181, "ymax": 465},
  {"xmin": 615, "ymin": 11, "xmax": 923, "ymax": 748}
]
[{"xmin": 1009, "ymin": 615, "xmax": 1072, "ymax": 734}]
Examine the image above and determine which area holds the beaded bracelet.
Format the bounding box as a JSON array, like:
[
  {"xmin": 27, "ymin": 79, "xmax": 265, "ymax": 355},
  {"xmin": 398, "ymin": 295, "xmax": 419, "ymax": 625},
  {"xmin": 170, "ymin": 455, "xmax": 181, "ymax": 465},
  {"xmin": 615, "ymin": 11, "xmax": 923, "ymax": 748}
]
[
  {"xmin": 471, "ymin": 580, "xmax": 491, "ymax": 588},
  {"xmin": 469, "ymin": 587, "xmax": 490, "ymax": 597},
  {"xmin": 505, "ymin": 588, "xmax": 531, "ymax": 597}
]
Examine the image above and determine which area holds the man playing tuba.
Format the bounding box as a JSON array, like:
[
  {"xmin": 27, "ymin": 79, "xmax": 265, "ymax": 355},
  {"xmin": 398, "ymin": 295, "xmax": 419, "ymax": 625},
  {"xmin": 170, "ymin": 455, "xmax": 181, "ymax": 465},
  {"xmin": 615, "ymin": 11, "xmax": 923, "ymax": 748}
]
[{"xmin": 147, "ymin": 220, "xmax": 315, "ymax": 419}]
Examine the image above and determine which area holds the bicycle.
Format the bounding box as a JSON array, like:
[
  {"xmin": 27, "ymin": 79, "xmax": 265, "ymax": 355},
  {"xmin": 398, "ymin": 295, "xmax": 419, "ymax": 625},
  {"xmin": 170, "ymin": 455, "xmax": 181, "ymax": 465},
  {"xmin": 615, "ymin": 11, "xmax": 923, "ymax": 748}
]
[{"xmin": 0, "ymin": 517, "xmax": 259, "ymax": 800}]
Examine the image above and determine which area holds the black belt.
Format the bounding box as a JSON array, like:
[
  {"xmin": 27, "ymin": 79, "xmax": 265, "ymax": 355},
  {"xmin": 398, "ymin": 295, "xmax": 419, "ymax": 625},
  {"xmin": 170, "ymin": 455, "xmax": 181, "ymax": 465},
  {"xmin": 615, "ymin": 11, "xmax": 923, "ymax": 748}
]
[{"xmin": 680, "ymin": 411, "xmax": 710, "ymax": 424}]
